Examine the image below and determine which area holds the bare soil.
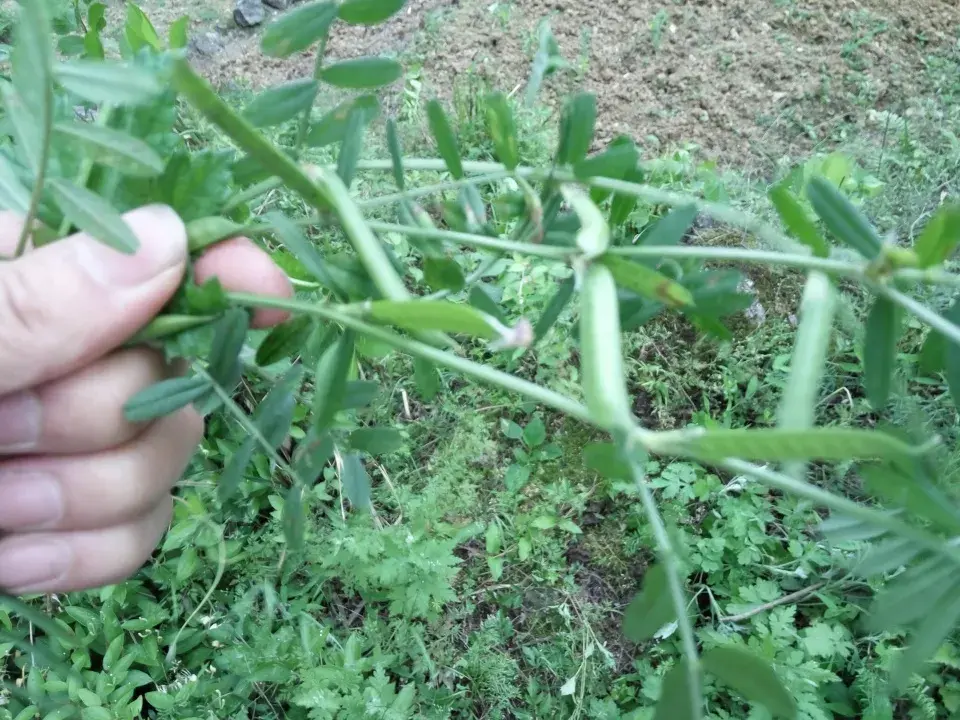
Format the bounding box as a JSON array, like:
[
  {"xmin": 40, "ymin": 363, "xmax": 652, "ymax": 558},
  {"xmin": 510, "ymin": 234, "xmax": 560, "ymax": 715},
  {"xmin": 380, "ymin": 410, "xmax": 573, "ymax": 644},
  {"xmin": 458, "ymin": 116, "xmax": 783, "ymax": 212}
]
[{"xmin": 129, "ymin": 0, "xmax": 960, "ymax": 170}]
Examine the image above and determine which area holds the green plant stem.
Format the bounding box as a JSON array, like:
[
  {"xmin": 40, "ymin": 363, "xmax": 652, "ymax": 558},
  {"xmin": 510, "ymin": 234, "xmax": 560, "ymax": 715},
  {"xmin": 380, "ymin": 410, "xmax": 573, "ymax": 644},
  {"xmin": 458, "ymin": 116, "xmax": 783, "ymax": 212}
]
[
  {"xmin": 226, "ymin": 291, "xmax": 596, "ymax": 425},
  {"xmin": 629, "ymin": 457, "xmax": 703, "ymax": 720},
  {"xmin": 358, "ymin": 171, "xmax": 512, "ymax": 210},
  {"xmin": 15, "ymin": 84, "xmax": 53, "ymax": 257},
  {"xmin": 366, "ymin": 220, "xmax": 572, "ymax": 259},
  {"xmin": 777, "ymin": 272, "xmax": 836, "ymax": 480}
]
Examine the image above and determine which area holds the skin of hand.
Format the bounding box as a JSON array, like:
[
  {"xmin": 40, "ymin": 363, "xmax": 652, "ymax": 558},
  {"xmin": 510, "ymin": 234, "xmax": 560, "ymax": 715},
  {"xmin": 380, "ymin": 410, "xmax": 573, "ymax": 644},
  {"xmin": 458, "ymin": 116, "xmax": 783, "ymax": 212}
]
[{"xmin": 0, "ymin": 204, "xmax": 293, "ymax": 595}]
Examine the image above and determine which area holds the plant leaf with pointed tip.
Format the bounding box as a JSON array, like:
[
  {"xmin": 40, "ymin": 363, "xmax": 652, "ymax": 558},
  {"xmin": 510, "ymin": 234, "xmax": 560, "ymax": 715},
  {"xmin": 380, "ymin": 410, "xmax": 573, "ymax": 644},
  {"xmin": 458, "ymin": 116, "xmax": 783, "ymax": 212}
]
[
  {"xmin": 205, "ymin": 308, "xmax": 250, "ymax": 390},
  {"xmin": 368, "ymin": 300, "xmax": 499, "ymax": 340},
  {"xmin": 386, "ymin": 118, "xmax": 406, "ymax": 189},
  {"xmin": 533, "ymin": 276, "xmax": 574, "ymax": 346},
  {"xmin": 256, "ymin": 316, "xmax": 315, "ymax": 367},
  {"xmin": 320, "ymin": 57, "xmax": 402, "ymax": 89},
  {"xmin": 602, "ymin": 255, "xmax": 693, "ymax": 308},
  {"xmin": 343, "ymin": 380, "xmax": 380, "ymax": 409},
  {"xmin": 253, "ymin": 365, "xmax": 303, "ymax": 448},
  {"xmin": 49, "ymin": 179, "xmax": 140, "ymax": 253},
  {"xmin": 337, "ymin": 98, "xmax": 374, "ymax": 187},
  {"xmin": 863, "ymin": 296, "xmax": 900, "ymax": 410},
  {"xmin": 702, "ymin": 646, "xmax": 797, "ymax": 719},
  {"xmin": 623, "ymin": 564, "xmax": 676, "ymax": 642},
  {"xmin": 341, "ymin": 453, "xmax": 371, "ymax": 509},
  {"xmin": 769, "ymin": 182, "xmax": 829, "ymax": 257},
  {"xmin": 945, "ymin": 297, "xmax": 960, "ymax": 413},
  {"xmin": 557, "ymin": 92, "xmax": 595, "ymax": 166},
  {"xmin": 282, "ymin": 483, "xmax": 306, "ymax": 551},
  {"xmin": 123, "ymin": 376, "xmax": 211, "ymax": 422},
  {"xmin": 55, "ymin": 60, "xmax": 163, "ymax": 105},
  {"xmin": 574, "ymin": 142, "xmax": 638, "ymax": 181},
  {"xmin": 638, "ymin": 204, "xmax": 698, "ymax": 247},
  {"xmin": 890, "ymin": 584, "xmax": 960, "ymax": 692},
  {"xmin": 261, "ymin": 0, "xmax": 338, "ymax": 57},
  {"xmin": 338, "ymin": 0, "xmax": 406, "ymax": 25},
  {"xmin": 484, "ymin": 91, "xmax": 519, "ymax": 170},
  {"xmin": 413, "ymin": 357, "xmax": 440, "ymax": 401},
  {"xmin": 53, "ymin": 121, "xmax": 165, "ymax": 177},
  {"xmin": 424, "ymin": 256, "xmax": 466, "ymax": 293},
  {"xmin": 582, "ymin": 443, "xmax": 631, "ymax": 479},
  {"xmin": 242, "ymin": 79, "xmax": 318, "ymax": 128},
  {"xmin": 312, "ymin": 330, "xmax": 356, "ymax": 431},
  {"xmin": 11, "ymin": 0, "xmax": 53, "ymax": 118},
  {"xmin": 266, "ymin": 211, "xmax": 344, "ymax": 298},
  {"xmin": 679, "ymin": 428, "xmax": 920, "ymax": 463},
  {"xmin": 0, "ymin": 154, "xmax": 30, "ymax": 214},
  {"xmin": 654, "ymin": 662, "xmax": 698, "ymax": 720},
  {"xmin": 806, "ymin": 176, "xmax": 882, "ymax": 259},
  {"xmin": 609, "ymin": 166, "xmax": 645, "ymax": 228},
  {"xmin": 219, "ymin": 437, "xmax": 255, "ymax": 503},
  {"xmin": 426, "ymin": 100, "xmax": 464, "ymax": 179},
  {"xmin": 349, "ymin": 427, "xmax": 404, "ymax": 455},
  {"xmin": 860, "ymin": 462, "xmax": 960, "ymax": 534},
  {"xmin": 0, "ymin": 83, "xmax": 42, "ymax": 173},
  {"xmin": 468, "ymin": 283, "xmax": 507, "ymax": 325},
  {"xmin": 913, "ymin": 203, "xmax": 960, "ymax": 268}
]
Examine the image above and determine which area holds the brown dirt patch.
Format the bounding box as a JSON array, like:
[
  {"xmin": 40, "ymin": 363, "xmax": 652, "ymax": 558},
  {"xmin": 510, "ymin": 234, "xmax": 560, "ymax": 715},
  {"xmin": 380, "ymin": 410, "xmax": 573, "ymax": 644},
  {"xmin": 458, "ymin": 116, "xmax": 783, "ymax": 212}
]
[{"xmin": 128, "ymin": 0, "xmax": 960, "ymax": 171}]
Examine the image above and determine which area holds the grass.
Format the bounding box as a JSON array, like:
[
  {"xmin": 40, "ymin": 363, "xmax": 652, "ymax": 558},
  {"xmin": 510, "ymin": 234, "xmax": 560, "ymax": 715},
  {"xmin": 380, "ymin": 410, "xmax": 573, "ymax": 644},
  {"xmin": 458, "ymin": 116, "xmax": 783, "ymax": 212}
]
[{"xmin": 4, "ymin": 2, "xmax": 960, "ymax": 719}]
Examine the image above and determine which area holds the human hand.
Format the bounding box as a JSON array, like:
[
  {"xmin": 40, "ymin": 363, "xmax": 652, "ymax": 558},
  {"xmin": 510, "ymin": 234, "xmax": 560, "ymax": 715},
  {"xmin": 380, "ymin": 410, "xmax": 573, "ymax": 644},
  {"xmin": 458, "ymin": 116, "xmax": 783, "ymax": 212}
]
[{"xmin": 0, "ymin": 205, "xmax": 292, "ymax": 595}]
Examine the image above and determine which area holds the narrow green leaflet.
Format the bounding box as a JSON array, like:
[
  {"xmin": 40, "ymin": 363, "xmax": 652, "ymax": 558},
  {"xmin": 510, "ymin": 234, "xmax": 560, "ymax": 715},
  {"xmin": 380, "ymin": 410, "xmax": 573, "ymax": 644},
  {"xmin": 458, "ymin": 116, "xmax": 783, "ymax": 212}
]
[
  {"xmin": 533, "ymin": 276, "xmax": 575, "ymax": 345},
  {"xmin": 653, "ymin": 662, "xmax": 698, "ymax": 720},
  {"xmin": 261, "ymin": 0, "xmax": 338, "ymax": 57},
  {"xmin": 219, "ymin": 438, "xmax": 255, "ymax": 503},
  {"xmin": 49, "ymin": 178, "xmax": 140, "ymax": 253},
  {"xmin": 677, "ymin": 427, "xmax": 920, "ymax": 463},
  {"xmin": 859, "ymin": 462, "xmax": 960, "ymax": 535},
  {"xmin": 341, "ymin": 453, "xmax": 371, "ymax": 509},
  {"xmin": 424, "ymin": 256, "xmax": 466, "ymax": 293},
  {"xmin": 312, "ymin": 330, "xmax": 356, "ymax": 431},
  {"xmin": 806, "ymin": 176, "xmax": 883, "ymax": 259},
  {"xmin": 343, "ymin": 380, "xmax": 380, "ymax": 409},
  {"xmin": 426, "ymin": 100, "xmax": 464, "ymax": 179},
  {"xmin": 123, "ymin": 376, "xmax": 211, "ymax": 422},
  {"xmin": 282, "ymin": 483, "xmax": 307, "ymax": 552},
  {"xmin": 867, "ymin": 556, "xmax": 957, "ymax": 632},
  {"xmin": 913, "ymin": 203, "xmax": 960, "ymax": 268},
  {"xmin": 386, "ymin": 118, "xmax": 406, "ymax": 189},
  {"xmin": 54, "ymin": 60, "xmax": 163, "ymax": 105},
  {"xmin": 0, "ymin": 83, "xmax": 42, "ymax": 174},
  {"xmin": 638, "ymin": 204, "xmax": 698, "ymax": 247},
  {"xmin": 852, "ymin": 538, "xmax": 925, "ymax": 578},
  {"xmin": 254, "ymin": 365, "xmax": 303, "ymax": 448},
  {"xmin": 186, "ymin": 217, "xmax": 246, "ymax": 254},
  {"xmin": 320, "ymin": 57, "xmax": 403, "ymax": 89},
  {"xmin": 890, "ymin": 585, "xmax": 960, "ymax": 692},
  {"xmin": 256, "ymin": 316, "xmax": 315, "ymax": 366},
  {"xmin": 609, "ymin": 165, "xmax": 645, "ymax": 228},
  {"xmin": 10, "ymin": 0, "xmax": 53, "ymax": 118},
  {"xmin": 702, "ymin": 646, "xmax": 797, "ymax": 719},
  {"xmin": 53, "ymin": 121, "xmax": 164, "ymax": 177},
  {"xmin": 622, "ymin": 564, "xmax": 676, "ymax": 642},
  {"xmin": 769, "ymin": 182, "xmax": 829, "ymax": 257},
  {"xmin": 863, "ymin": 296, "xmax": 900, "ymax": 410},
  {"xmin": 204, "ymin": 308, "xmax": 250, "ymax": 390},
  {"xmin": 338, "ymin": 0, "xmax": 406, "ymax": 25},
  {"xmin": 0, "ymin": 154, "xmax": 30, "ymax": 214},
  {"xmin": 557, "ymin": 92, "xmax": 596, "ymax": 166},
  {"xmin": 602, "ymin": 255, "xmax": 693, "ymax": 309},
  {"xmin": 169, "ymin": 15, "xmax": 189, "ymax": 49},
  {"xmin": 413, "ymin": 357, "xmax": 440, "ymax": 401},
  {"xmin": 125, "ymin": 3, "xmax": 162, "ymax": 53},
  {"xmin": 818, "ymin": 513, "xmax": 889, "ymax": 543},
  {"xmin": 945, "ymin": 297, "xmax": 960, "ymax": 412},
  {"xmin": 574, "ymin": 142, "xmax": 638, "ymax": 182},
  {"xmin": 582, "ymin": 443, "xmax": 631, "ymax": 480},
  {"xmin": 368, "ymin": 300, "xmax": 499, "ymax": 340},
  {"xmin": 337, "ymin": 99, "xmax": 372, "ymax": 187},
  {"xmin": 349, "ymin": 427, "xmax": 404, "ymax": 455},
  {"xmin": 484, "ymin": 92, "xmax": 519, "ymax": 170},
  {"xmin": 266, "ymin": 211, "xmax": 344, "ymax": 298},
  {"xmin": 242, "ymin": 79, "xmax": 319, "ymax": 128},
  {"xmin": 468, "ymin": 283, "xmax": 507, "ymax": 325},
  {"xmin": 294, "ymin": 428, "xmax": 334, "ymax": 483}
]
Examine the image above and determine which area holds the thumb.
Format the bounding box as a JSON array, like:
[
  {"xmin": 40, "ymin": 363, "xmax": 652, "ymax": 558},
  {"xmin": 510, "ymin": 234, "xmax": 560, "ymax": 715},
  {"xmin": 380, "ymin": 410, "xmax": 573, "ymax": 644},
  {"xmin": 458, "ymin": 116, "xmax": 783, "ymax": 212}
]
[{"xmin": 0, "ymin": 204, "xmax": 188, "ymax": 395}]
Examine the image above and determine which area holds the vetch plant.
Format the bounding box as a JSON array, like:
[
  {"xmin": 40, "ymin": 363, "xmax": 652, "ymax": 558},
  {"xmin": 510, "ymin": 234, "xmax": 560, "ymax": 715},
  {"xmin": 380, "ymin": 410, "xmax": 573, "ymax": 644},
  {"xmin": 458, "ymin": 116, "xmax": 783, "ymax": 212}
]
[{"xmin": 3, "ymin": 1, "xmax": 960, "ymax": 717}]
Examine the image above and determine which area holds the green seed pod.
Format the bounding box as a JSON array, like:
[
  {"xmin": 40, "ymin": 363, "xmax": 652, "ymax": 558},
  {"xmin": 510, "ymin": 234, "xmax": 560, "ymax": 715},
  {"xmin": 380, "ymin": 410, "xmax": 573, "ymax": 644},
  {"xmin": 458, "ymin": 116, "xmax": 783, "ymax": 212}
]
[
  {"xmin": 579, "ymin": 263, "xmax": 634, "ymax": 430},
  {"xmin": 127, "ymin": 314, "xmax": 217, "ymax": 345}
]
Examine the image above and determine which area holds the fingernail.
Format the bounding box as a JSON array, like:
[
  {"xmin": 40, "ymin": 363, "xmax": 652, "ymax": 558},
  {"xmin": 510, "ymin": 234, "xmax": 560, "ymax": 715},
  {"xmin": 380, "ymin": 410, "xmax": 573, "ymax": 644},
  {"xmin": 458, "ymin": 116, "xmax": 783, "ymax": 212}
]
[
  {"xmin": 0, "ymin": 390, "xmax": 42, "ymax": 453},
  {"xmin": 75, "ymin": 205, "xmax": 187, "ymax": 287},
  {"xmin": 0, "ymin": 538, "xmax": 71, "ymax": 593},
  {"xmin": 0, "ymin": 472, "xmax": 62, "ymax": 530}
]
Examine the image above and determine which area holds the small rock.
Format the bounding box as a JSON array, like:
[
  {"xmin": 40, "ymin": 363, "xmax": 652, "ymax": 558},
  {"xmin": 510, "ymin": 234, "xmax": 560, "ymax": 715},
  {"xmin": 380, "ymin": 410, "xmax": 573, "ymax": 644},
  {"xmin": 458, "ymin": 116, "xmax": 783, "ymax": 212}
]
[
  {"xmin": 189, "ymin": 31, "xmax": 224, "ymax": 57},
  {"xmin": 234, "ymin": 0, "xmax": 264, "ymax": 27},
  {"xmin": 264, "ymin": 0, "xmax": 290, "ymax": 7}
]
